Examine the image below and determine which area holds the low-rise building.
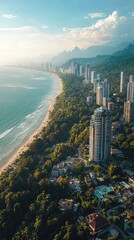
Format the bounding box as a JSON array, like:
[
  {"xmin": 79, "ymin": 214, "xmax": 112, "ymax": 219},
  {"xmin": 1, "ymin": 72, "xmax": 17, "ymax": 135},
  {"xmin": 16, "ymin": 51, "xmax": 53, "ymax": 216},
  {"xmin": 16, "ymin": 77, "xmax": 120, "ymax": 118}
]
[
  {"xmin": 87, "ymin": 212, "xmax": 109, "ymax": 235},
  {"xmin": 129, "ymin": 176, "xmax": 134, "ymax": 187},
  {"xmin": 51, "ymin": 163, "xmax": 68, "ymax": 178},
  {"xmin": 59, "ymin": 199, "xmax": 78, "ymax": 211},
  {"xmin": 69, "ymin": 178, "xmax": 81, "ymax": 191}
]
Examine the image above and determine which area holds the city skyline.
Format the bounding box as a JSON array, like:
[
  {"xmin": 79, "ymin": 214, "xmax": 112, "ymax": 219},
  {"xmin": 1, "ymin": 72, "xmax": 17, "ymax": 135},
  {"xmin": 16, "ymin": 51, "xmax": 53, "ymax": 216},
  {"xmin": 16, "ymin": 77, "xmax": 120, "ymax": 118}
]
[{"xmin": 0, "ymin": 0, "xmax": 134, "ymax": 64}]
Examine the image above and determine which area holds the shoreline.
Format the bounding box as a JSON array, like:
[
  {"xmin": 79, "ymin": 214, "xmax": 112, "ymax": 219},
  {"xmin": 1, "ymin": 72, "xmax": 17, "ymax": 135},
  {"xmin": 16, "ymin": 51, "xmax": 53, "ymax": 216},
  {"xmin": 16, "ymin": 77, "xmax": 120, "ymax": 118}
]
[{"xmin": 0, "ymin": 72, "xmax": 63, "ymax": 175}]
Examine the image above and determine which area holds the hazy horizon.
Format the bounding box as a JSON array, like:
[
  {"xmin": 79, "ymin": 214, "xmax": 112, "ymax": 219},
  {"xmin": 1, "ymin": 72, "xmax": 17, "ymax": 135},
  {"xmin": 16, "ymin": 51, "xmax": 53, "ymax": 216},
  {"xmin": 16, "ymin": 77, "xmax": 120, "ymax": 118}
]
[{"xmin": 0, "ymin": 0, "xmax": 134, "ymax": 65}]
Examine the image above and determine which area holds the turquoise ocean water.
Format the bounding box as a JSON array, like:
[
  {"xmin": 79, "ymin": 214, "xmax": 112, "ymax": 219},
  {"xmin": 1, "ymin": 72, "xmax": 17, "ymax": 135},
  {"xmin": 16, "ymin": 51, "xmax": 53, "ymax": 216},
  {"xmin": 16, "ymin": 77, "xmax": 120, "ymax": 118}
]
[{"xmin": 0, "ymin": 67, "xmax": 59, "ymax": 164}]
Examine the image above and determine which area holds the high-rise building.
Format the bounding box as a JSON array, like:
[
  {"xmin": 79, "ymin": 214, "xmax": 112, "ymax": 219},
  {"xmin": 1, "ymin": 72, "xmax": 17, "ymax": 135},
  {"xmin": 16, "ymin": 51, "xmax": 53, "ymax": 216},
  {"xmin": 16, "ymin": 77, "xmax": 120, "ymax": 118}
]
[
  {"xmin": 103, "ymin": 97, "xmax": 107, "ymax": 107},
  {"xmin": 120, "ymin": 71, "xmax": 125, "ymax": 93},
  {"xmin": 79, "ymin": 65, "xmax": 83, "ymax": 76},
  {"xmin": 127, "ymin": 74, "xmax": 134, "ymax": 102},
  {"xmin": 124, "ymin": 101, "xmax": 134, "ymax": 123},
  {"xmin": 71, "ymin": 62, "xmax": 75, "ymax": 74},
  {"xmin": 103, "ymin": 79, "xmax": 110, "ymax": 98},
  {"xmin": 96, "ymin": 84, "xmax": 104, "ymax": 105},
  {"xmin": 89, "ymin": 107, "xmax": 112, "ymax": 163},
  {"xmin": 85, "ymin": 63, "xmax": 91, "ymax": 81},
  {"xmin": 124, "ymin": 74, "xmax": 134, "ymax": 123},
  {"xmin": 93, "ymin": 79, "xmax": 99, "ymax": 93},
  {"xmin": 97, "ymin": 74, "xmax": 104, "ymax": 82},
  {"xmin": 108, "ymin": 102, "xmax": 114, "ymax": 111},
  {"xmin": 91, "ymin": 71, "xmax": 97, "ymax": 83}
]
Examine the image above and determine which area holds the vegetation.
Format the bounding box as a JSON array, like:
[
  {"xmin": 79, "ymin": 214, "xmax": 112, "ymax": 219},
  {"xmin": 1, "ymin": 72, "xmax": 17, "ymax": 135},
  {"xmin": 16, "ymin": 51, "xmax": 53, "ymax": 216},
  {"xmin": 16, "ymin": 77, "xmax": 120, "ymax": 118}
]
[
  {"xmin": 0, "ymin": 74, "xmax": 95, "ymax": 240},
  {"xmin": 0, "ymin": 46, "xmax": 134, "ymax": 239}
]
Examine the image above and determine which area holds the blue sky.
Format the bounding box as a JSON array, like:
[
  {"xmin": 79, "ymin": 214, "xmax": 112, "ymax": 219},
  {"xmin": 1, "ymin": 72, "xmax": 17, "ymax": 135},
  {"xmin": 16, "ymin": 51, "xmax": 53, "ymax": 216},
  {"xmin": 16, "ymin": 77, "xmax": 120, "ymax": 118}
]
[{"xmin": 0, "ymin": 0, "xmax": 134, "ymax": 64}]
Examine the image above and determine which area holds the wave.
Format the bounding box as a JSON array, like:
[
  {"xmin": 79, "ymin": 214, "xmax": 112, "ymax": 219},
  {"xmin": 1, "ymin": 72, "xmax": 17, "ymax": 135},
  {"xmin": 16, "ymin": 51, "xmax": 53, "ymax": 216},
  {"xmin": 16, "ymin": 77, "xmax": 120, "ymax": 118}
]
[
  {"xmin": 32, "ymin": 77, "xmax": 46, "ymax": 81},
  {"xmin": 17, "ymin": 122, "xmax": 27, "ymax": 129},
  {"xmin": 0, "ymin": 127, "xmax": 14, "ymax": 139},
  {"xmin": 0, "ymin": 84, "xmax": 37, "ymax": 90}
]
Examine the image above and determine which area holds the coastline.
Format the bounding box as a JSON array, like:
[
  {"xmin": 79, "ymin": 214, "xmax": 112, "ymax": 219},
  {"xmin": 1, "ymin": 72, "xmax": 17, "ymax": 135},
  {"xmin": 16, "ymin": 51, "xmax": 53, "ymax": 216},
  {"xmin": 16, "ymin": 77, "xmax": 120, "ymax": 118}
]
[{"xmin": 0, "ymin": 72, "xmax": 63, "ymax": 175}]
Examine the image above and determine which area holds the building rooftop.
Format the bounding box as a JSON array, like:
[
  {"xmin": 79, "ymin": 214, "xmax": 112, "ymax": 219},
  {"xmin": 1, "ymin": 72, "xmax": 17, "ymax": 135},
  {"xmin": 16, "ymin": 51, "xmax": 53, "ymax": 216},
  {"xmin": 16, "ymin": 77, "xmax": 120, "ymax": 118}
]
[{"xmin": 87, "ymin": 213, "xmax": 109, "ymax": 235}]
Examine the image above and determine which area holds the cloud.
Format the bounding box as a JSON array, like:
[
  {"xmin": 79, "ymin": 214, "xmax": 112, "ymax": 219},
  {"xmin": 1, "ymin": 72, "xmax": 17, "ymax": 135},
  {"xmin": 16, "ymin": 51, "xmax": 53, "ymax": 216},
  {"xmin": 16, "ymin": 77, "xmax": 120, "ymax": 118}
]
[
  {"xmin": 2, "ymin": 14, "xmax": 17, "ymax": 19},
  {"xmin": 0, "ymin": 10, "xmax": 134, "ymax": 65},
  {"xmin": 131, "ymin": 12, "xmax": 134, "ymax": 17},
  {"xmin": 84, "ymin": 12, "xmax": 105, "ymax": 19},
  {"xmin": 42, "ymin": 25, "xmax": 48, "ymax": 29},
  {"xmin": 63, "ymin": 11, "xmax": 126, "ymax": 46},
  {"xmin": 0, "ymin": 26, "xmax": 36, "ymax": 31}
]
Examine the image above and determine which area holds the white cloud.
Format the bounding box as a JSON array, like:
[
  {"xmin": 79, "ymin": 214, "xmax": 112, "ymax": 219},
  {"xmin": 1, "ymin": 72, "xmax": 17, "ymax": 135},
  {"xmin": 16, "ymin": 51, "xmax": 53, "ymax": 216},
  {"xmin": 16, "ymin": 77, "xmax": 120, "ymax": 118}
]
[
  {"xmin": 42, "ymin": 25, "xmax": 48, "ymax": 29},
  {"xmin": 0, "ymin": 11, "xmax": 133, "ymax": 65},
  {"xmin": 84, "ymin": 12, "xmax": 105, "ymax": 19},
  {"xmin": 131, "ymin": 12, "xmax": 134, "ymax": 17},
  {"xmin": 63, "ymin": 11, "xmax": 126, "ymax": 47},
  {"xmin": 0, "ymin": 26, "xmax": 36, "ymax": 31},
  {"xmin": 2, "ymin": 14, "xmax": 17, "ymax": 19}
]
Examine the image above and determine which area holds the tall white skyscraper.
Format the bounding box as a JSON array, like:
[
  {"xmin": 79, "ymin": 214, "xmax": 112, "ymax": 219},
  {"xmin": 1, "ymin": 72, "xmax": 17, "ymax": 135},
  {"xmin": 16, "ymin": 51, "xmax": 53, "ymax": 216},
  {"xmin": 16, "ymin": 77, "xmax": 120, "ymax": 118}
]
[
  {"xmin": 79, "ymin": 65, "xmax": 83, "ymax": 76},
  {"xmin": 120, "ymin": 71, "xmax": 125, "ymax": 93},
  {"xmin": 127, "ymin": 74, "xmax": 134, "ymax": 102},
  {"xmin": 124, "ymin": 74, "xmax": 134, "ymax": 123},
  {"xmin": 71, "ymin": 62, "xmax": 75, "ymax": 74},
  {"xmin": 89, "ymin": 107, "xmax": 112, "ymax": 163},
  {"xmin": 91, "ymin": 71, "xmax": 96, "ymax": 83},
  {"xmin": 97, "ymin": 74, "xmax": 104, "ymax": 82},
  {"xmin": 124, "ymin": 101, "xmax": 134, "ymax": 123},
  {"xmin": 96, "ymin": 84, "xmax": 104, "ymax": 105}
]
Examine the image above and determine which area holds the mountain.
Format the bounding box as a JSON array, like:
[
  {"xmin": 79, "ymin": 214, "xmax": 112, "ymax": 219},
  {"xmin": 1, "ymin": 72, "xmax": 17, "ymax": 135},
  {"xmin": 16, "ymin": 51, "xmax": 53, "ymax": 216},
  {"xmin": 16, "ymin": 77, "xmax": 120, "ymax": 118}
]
[
  {"xmin": 113, "ymin": 44, "xmax": 134, "ymax": 57},
  {"xmin": 62, "ymin": 43, "xmax": 134, "ymax": 69},
  {"xmin": 52, "ymin": 47, "xmax": 83, "ymax": 65},
  {"xmin": 52, "ymin": 41, "xmax": 134, "ymax": 66},
  {"xmin": 62, "ymin": 55, "xmax": 110, "ymax": 69}
]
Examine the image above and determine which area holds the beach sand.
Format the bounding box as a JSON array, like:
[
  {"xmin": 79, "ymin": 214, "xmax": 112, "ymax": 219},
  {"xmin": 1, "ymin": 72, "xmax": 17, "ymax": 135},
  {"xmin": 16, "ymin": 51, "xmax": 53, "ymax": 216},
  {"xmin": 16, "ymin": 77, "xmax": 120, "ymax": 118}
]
[{"xmin": 0, "ymin": 72, "xmax": 63, "ymax": 175}]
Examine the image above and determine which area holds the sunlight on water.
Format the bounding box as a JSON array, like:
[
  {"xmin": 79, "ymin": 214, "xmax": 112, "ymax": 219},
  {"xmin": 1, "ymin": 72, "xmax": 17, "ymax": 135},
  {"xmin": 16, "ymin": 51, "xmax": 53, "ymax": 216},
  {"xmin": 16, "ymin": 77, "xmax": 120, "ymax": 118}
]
[{"xmin": 0, "ymin": 67, "xmax": 58, "ymax": 162}]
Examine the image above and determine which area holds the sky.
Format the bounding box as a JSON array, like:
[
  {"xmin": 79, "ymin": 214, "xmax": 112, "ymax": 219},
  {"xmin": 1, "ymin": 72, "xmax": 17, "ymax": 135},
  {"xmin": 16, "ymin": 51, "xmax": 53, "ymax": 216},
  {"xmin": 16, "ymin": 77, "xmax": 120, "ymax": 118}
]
[{"xmin": 0, "ymin": 0, "xmax": 134, "ymax": 64}]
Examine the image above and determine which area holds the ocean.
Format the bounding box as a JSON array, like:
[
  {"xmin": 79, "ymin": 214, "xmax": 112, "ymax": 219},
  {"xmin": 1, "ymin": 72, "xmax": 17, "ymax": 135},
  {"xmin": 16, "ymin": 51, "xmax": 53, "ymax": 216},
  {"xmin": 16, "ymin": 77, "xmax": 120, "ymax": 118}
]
[{"xmin": 0, "ymin": 67, "xmax": 59, "ymax": 164}]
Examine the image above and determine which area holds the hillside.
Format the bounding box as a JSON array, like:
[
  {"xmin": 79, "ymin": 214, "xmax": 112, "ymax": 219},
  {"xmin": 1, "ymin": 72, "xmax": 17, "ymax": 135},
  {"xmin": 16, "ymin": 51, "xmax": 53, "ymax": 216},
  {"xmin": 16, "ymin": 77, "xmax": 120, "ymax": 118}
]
[
  {"xmin": 62, "ymin": 55, "xmax": 109, "ymax": 68},
  {"xmin": 52, "ymin": 42, "xmax": 133, "ymax": 66},
  {"xmin": 63, "ymin": 44, "xmax": 134, "ymax": 75},
  {"xmin": 94, "ymin": 44, "xmax": 134, "ymax": 81},
  {"xmin": 113, "ymin": 44, "xmax": 134, "ymax": 57},
  {"xmin": 62, "ymin": 44, "xmax": 134, "ymax": 93}
]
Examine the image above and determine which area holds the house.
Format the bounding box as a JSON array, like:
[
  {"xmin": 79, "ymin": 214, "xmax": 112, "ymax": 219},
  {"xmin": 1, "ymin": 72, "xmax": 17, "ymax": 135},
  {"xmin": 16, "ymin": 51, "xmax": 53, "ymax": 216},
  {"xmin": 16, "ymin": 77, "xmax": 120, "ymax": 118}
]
[
  {"xmin": 51, "ymin": 164, "xmax": 68, "ymax": 178},
  {"xmin": 59, "ymin": 199, "xmax": 78, "ymax": 211},
  {"xmin": 87, "ymin": 213, "xmax": 109, "ymax": 235},
  {"xmin": 69, "ymin": 178, "xmax": 81, "ymax": 191},
  {"xmin": 110, "ymin": 148, "xmax": 124, "ymax": 158},
  {"xmin": 127, "ymin": 209, "xmax": 134, "ymax": 219},
  {"xmin": 51, "ymin": 166, "xmax": 60, "ymax": 177},
  {"xmin": 129, "ymin": 176, "xmax": 134, "ymax": 186},
  {"xmin": 84, "ymin": 174, "xmax": 91, "ymax": 185}
]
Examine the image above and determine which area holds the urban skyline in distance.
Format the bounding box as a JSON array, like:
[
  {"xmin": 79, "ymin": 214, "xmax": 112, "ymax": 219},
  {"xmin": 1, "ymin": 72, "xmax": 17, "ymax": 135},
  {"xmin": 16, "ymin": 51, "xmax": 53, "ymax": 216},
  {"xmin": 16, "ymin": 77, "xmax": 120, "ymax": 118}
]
[{"xmin": 0, "ymin": 0, "xmax": 134, "ymax": 65}]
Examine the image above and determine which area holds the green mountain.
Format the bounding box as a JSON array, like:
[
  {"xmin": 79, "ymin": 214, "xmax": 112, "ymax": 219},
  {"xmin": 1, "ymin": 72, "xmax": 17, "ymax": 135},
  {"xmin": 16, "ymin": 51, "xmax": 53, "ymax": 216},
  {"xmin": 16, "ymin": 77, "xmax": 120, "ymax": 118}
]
[
  {"xmin": 62, "ymin": 44, "xmax": 134, "ymax": 94},
  {"xmin": 113, "ymin": 44, "xmax": 134, "ymax": 57},
  {"xmin": 62, "ymin": 44, "xmax": 134, "ymax": 74},
  {"xmin": 62, "ymin": 55, "xmax": 110, "ymax": 68},
  {"xmin": 95, "ymin": 44, "xmax": 134, "ymax": 75},
  {"xmin": 52, "ymin": 42, "xmax": 132, "ymax": 65}
]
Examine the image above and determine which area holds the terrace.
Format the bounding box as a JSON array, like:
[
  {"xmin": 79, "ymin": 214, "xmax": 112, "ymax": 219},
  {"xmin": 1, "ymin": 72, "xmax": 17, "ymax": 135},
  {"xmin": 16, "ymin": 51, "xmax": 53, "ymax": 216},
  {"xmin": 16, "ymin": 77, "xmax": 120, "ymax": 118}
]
[{"xmin": 94, "ymin": 185, "xmax": 114, "ymax": 201}]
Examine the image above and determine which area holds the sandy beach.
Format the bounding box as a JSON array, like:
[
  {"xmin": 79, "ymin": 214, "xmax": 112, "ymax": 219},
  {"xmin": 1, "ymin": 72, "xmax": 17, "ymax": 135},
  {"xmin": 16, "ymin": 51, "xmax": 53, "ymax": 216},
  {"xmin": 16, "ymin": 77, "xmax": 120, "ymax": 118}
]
[{"xmin": 0, "ymin": 72, "xmax": 63, "ymax": 175}]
